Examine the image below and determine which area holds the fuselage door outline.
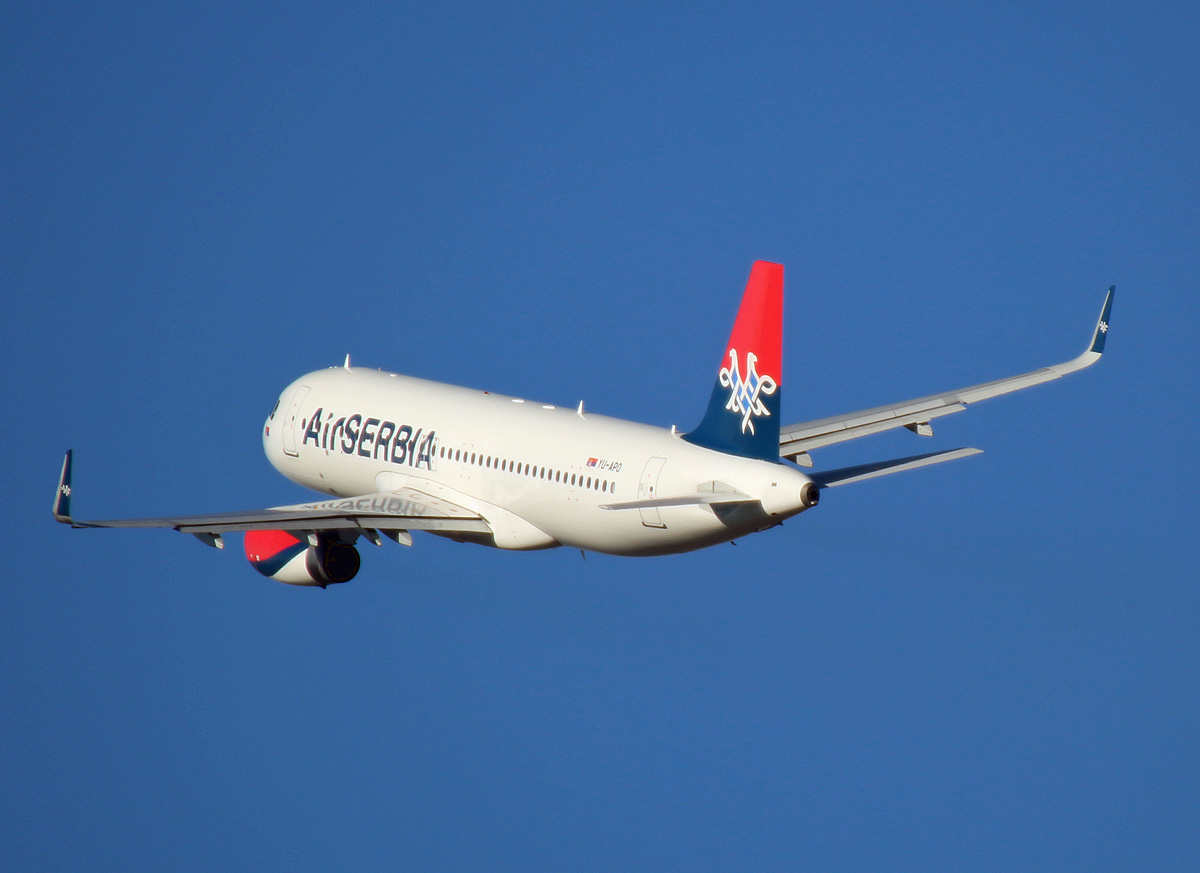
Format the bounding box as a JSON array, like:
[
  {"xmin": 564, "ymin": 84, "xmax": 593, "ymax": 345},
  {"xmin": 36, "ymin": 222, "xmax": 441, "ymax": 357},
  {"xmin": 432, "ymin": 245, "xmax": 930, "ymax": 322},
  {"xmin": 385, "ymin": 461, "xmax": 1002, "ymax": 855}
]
[
  {"xmin": 282, "ymin": 385, "xmax": 310, "ymax": 457},
  {"xmin": 638, "ymin": 457, "xmax": 668, "ymax": 529}
]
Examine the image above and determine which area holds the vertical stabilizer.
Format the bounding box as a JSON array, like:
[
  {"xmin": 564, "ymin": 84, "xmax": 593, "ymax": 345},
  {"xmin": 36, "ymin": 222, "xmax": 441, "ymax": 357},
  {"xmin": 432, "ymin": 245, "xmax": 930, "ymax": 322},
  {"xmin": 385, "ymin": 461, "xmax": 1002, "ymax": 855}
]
[{"xmin": 683, "ymin": 261, "xmax": 783, "ymax": 461}]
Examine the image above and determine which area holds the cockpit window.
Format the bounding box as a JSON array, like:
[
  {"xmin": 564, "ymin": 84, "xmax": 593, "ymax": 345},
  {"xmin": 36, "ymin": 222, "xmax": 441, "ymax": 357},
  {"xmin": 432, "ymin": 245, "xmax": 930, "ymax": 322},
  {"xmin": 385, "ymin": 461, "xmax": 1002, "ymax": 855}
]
[{"xmin": 269, "ymin": 399, "xmax": 280, "ymax": 420}]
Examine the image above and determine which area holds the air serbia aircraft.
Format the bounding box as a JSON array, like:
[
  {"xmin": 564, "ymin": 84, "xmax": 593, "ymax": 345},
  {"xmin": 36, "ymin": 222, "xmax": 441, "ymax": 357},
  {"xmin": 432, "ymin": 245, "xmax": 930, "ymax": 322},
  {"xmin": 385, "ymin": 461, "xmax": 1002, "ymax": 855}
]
[{"xmin": 53, "ymin": 263, "xmax": 1114, "ymax": 586}]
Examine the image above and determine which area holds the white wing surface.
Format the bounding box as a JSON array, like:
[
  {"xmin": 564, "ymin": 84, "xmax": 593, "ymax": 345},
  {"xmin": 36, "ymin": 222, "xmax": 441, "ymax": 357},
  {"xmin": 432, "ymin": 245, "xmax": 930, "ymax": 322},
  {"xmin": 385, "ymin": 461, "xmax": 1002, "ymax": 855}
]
[
  {"xmin": 52, "ymin": 451, "xmax": 489, "ymax": 539},
  {"xmin": 779, "ymin": 287, "xmax": 1114, "ymax": 462}
]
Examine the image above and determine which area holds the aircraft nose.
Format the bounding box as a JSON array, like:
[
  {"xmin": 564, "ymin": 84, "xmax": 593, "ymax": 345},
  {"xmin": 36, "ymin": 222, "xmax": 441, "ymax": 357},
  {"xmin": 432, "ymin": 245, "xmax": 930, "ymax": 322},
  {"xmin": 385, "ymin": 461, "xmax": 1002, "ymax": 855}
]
[{"xmin": 262, "ymin": 394, "xmax": 284, "ymax": 460}]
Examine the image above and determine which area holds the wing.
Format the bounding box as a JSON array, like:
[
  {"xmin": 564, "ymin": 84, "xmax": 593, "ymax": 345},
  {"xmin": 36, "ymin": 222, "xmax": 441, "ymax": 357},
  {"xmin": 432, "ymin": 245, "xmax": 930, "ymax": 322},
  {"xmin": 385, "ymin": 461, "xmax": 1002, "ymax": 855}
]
[
  {"xmin": 779, "ymin": 287, "xmax": 1114, "ymax": 463},
  {"xmin": 52, "ymin": 451, "xmax": 490, "ymax": 545}
]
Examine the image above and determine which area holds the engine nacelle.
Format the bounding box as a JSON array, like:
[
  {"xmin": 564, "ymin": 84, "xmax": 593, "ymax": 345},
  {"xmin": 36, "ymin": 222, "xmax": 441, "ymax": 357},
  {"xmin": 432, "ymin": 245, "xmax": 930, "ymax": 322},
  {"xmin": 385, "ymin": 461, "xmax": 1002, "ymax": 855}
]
[{"xmin": 244, "ymin": 530, "xmax": 360, "ymax": 587}]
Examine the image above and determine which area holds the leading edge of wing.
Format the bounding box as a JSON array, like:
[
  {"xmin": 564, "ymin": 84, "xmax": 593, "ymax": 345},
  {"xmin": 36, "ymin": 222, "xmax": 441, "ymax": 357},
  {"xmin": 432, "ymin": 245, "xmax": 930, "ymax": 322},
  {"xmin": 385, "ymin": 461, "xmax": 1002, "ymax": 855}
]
[
  {"xmin": 52, "ymin": 452, "xmax": 489, "ymax": 536},
  {"xmin": 779, "ymin": 286, "xmax": 1114, "ymax": 458}
]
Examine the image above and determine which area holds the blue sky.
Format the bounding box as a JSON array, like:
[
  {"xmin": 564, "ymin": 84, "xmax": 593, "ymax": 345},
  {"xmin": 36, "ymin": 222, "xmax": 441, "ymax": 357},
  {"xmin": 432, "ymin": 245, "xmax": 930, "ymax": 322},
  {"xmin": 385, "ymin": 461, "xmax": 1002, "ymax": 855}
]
[{"xmin": 3, "ymin": 2, "xmax": 1197, "ymax": 870}]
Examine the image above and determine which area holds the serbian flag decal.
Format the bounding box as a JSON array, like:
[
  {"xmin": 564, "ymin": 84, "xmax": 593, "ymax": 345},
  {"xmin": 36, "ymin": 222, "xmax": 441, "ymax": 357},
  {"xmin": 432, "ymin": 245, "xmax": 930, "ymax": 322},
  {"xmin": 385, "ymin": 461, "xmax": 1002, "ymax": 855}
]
[
  {"xmin": 244, "ymin": 529, "xmax": 307, "ymax": 579},
  {"xmin": 684, "ymin": 261, "xmax": 784, "ymax": 461}
]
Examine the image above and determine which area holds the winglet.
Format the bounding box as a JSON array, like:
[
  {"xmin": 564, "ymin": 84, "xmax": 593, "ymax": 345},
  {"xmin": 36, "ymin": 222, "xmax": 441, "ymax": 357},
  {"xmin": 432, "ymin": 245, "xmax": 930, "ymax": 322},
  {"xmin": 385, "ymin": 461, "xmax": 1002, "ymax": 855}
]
[
  {"xmin": 53, "ymin": 450, "xmax": 74, "ymax": 524},
  {"xmin": 1048, "ymin": 285, "xmax": 1115, "ymax": 377},
  {"xmin": 1088, "ymin": 285, "xmax": 1115, "ymax": 355}
]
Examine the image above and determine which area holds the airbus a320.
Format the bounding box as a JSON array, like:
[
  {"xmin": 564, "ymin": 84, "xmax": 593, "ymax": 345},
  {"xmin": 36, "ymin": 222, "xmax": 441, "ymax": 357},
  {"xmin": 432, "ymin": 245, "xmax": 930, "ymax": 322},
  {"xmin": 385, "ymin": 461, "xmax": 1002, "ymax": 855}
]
[{"xmin": 53, "ymin": 263, "xmax": 1114, "ymax": 586}]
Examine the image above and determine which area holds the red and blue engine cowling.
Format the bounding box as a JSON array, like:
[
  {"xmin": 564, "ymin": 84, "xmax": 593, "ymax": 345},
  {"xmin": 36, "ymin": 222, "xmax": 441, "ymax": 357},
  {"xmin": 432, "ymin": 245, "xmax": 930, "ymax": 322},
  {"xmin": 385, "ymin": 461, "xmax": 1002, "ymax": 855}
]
[{"xmin": 243, "ymin": 530, "xmax": 361, "ymax": 587}]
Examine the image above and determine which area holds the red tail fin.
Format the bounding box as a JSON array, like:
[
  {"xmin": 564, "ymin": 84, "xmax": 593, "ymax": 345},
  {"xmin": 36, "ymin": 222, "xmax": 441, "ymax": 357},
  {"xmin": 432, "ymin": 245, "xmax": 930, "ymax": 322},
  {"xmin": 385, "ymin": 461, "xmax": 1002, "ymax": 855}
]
[{"xmin": 684, "ymin": 261, "xmax": 784, "ymax": 460}]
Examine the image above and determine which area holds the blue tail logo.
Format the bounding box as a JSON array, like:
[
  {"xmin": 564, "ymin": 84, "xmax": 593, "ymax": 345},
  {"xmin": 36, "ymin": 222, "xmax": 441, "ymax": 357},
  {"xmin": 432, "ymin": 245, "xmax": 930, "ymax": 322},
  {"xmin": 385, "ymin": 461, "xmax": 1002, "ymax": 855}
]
[
  {"xmin": 684, "ymin": 262, "xmax": 784, "ymax": 462},
  {"xmin": 719, "ymin": 349, "xmax": 777, "ymax": 435}
]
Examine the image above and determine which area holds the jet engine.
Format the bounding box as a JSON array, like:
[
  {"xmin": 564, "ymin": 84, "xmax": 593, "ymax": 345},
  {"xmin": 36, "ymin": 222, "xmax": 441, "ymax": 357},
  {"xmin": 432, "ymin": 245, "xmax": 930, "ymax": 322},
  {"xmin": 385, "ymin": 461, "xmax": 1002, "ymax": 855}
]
[{"xmin": 244, "ymin": 530, "xmax": 360, "ymax": 587}]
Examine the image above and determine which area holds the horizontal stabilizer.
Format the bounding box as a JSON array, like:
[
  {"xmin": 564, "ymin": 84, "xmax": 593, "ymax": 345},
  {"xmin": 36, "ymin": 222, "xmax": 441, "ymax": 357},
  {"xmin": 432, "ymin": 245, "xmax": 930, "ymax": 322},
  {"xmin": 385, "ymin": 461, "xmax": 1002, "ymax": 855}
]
[
  {"xmin": 600, "ymin": 492, "xmax": 754, "ymax": 511},
  {"xmin": 809, "ymin": 447, "xmax": 983, "ymax": 488}
]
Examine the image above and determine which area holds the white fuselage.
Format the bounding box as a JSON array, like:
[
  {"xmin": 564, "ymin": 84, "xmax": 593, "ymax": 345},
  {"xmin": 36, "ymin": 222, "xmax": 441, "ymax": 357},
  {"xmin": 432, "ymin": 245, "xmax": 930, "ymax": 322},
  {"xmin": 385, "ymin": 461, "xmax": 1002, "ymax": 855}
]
[{"xmin": 263, "ymin": 367, "xmax": 816, "ymax": 556}]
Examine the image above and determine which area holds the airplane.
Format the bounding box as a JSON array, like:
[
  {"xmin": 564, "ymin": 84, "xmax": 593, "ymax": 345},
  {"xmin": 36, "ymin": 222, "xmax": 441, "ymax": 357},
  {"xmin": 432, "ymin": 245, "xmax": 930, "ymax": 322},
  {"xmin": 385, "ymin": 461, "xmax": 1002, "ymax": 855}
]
[{"xmin": 53, "ymin": 262, "xmax": 1114, "ymax": 586}]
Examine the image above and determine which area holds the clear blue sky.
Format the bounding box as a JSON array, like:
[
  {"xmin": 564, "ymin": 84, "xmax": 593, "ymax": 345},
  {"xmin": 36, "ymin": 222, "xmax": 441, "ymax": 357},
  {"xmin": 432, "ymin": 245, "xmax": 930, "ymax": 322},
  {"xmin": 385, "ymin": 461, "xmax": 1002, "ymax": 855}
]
[{"xmin": 3, "ymin": 2, "xmax": 1197, "ymax": 870}]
